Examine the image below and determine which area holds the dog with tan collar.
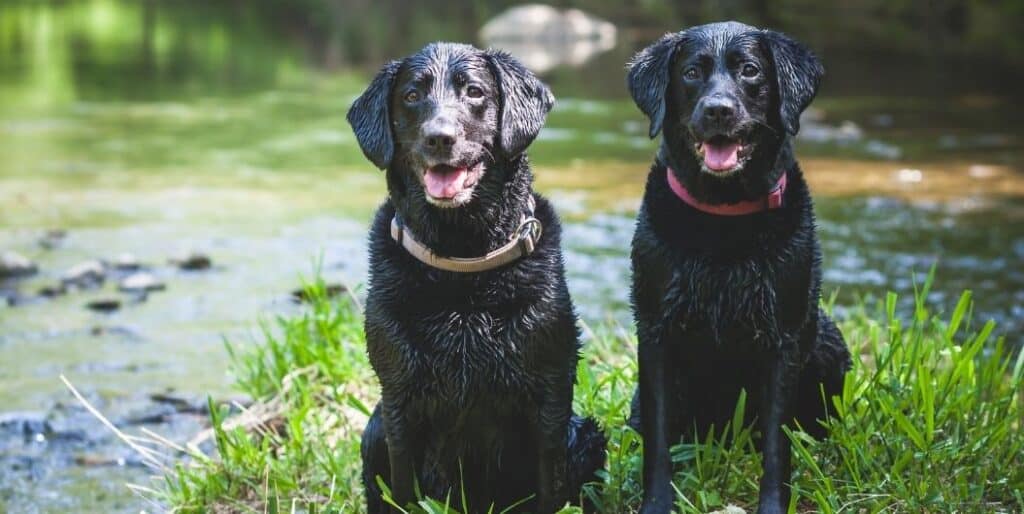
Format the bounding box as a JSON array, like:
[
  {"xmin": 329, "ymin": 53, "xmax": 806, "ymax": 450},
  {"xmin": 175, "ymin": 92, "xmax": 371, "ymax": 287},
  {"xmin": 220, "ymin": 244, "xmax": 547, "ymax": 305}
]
[{"xmin": 347, "ymin": 42, "xmax": 606, "ymax": 514}]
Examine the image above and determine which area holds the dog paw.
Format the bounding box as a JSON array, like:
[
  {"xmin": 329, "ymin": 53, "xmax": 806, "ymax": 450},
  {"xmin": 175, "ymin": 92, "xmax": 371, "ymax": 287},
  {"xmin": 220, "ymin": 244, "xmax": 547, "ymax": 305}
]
[
  {"xmin": 755, "ymin": 503, "xmax": 786, "ymax": 514},
  {"xmin": 638, "ymin": 496, "xmax": 673, "ymax": 514}
]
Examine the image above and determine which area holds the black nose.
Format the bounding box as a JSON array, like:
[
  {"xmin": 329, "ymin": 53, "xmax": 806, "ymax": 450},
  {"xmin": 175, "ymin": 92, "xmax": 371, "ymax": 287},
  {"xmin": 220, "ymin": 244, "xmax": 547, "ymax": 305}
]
[
  {"xmin": 425, "ymin": 133, "xmax": 455, "ymax": 149},
  {"xmin": 422, "ymin": 117, "xmax": 458, "ymax": 151},
  {"xmin": 702, "ymin": 97, "xmax": 736, "ymax": 124}
]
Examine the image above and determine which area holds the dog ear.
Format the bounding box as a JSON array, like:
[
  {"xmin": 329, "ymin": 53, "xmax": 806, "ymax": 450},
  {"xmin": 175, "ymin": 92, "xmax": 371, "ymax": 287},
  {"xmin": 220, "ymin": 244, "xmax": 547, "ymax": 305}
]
[
  {"xmin": 762, "ymin": 30, "xmax": 824, "ymax": 135},
  {"xmin": 627, "ymin": 32, "xmax": 685, "ymax": 139},
  {"xmin": 484, "ymin": 50, "xmax": 555, "ymax": 157},
  {"xmin": 346, "ymin": 60, "xmax": 401, "ymax": 170}
]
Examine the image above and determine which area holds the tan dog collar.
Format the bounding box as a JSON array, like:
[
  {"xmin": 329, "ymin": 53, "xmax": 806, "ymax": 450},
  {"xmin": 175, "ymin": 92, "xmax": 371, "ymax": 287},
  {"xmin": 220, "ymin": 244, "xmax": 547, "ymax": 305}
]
[{"xmin": 390, "ymin": 196, "xmax": 542, "ymax": 273}]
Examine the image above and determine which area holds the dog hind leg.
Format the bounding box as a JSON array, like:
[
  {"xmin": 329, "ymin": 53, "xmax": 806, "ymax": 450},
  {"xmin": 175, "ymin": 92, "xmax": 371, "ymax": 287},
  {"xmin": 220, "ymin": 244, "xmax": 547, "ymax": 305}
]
[{"xmin": 362, "ymin": 403, "xmax": 390, "ymax": 514}]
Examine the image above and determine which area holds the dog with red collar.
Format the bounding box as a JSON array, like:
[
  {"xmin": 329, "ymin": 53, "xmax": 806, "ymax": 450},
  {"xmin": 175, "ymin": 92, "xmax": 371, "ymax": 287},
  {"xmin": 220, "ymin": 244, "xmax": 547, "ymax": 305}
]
[{"xmin": 625, "ymin": 22, "xmax": 852, "ymax": 514}]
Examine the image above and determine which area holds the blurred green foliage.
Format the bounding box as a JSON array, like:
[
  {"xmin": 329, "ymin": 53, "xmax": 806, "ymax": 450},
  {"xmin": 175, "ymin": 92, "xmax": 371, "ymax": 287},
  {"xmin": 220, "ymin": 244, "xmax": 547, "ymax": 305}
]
[{"xmin": 1, "ymin": 0, "xmax": 1021, "ymax": 108}]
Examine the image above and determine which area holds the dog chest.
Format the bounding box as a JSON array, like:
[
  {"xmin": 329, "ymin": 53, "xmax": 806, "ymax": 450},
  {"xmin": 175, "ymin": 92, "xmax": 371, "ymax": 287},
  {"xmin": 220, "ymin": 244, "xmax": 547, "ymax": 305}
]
[{"xmin": 366, "ymin": 305, "xmax": 555, "ymax": 400}]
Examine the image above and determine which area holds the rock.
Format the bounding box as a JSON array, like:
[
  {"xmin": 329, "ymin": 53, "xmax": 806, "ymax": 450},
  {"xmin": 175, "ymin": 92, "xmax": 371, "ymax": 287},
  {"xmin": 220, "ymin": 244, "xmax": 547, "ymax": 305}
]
[
  {"xmin": 85, "ymin": 298, "xmax": 121, "ymax": 313},
  {"xmin": 118, "ymin": 272, "xmax": 165, "ymax": 293},
  {"xmin": 113, "ymin": 253, "xmax": 141, "ymax": 271},
  {"xmin": 0, "ymin": 411, "xmax": 51, "ymax": 438},
  {"xmin": 479, "ymin": 5, "xmax": 616, "ymax": 73},
  {"xmin": 37, "ymin": 229, "xmax": 67, "ymax": 250},
  {"xmin": 836, "ymin": 120, "xmax": 864, "ymax": 141},
  {"xmin": 798, "ymin": 120, "xmax": 863, "ymax": 145},
  {"xmin": 871, "ymin": 113, "xmax": 895, "ymax": 128},
  {"xmin": 62, "ymin": 260, "xmax": 106, "ymax": 288},
  {"xmin": 38, "ymin": 284, "xmax": 67, "ymax": 298},
  {"xmin": 709, "ymin": 506, "xmax": 746, "ymax": 514},
  {"xmin": 864, "ymin": 140, "xmax": 902, "ymax": 160},
  {"xmin": 896, "ymin": 168, "xmax": 924, "ymax": 183},
  {"xmin": 173, "ymin": 253, "xmax": 211, "ymax": 271},
  {"xmin": 291, "ymin": 283, "xmax": 348, "ymax": 303},
  {"xmin": 1, "ymin": 251, "xmax": 38, "ymax": 279},
  {"xmin": 6, "ymin": 292, "xmax": 44, "ymax": 307},
  {"xmin": 74, "ymin": 454, "xmax": 125, "ymax": 467}
]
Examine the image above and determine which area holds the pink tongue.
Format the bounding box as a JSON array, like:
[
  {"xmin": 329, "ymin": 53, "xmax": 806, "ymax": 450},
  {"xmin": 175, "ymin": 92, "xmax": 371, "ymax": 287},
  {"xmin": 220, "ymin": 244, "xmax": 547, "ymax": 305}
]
[
  {"xmin": 424, "ymin": 167, "xmax": 468, "ymax": 199},
  {"xmin": 701, "ymin": 141, "xmax": 741, "ymax": 171}
]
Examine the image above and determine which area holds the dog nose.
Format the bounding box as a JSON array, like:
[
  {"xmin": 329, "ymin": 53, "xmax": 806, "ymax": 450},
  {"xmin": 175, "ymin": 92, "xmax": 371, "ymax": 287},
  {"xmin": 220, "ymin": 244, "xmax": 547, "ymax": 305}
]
[
  {"xmin": 422, "ymin": 117, "xmax": 458, "ymax": 151},
  {"xmin": 702, "ymin": 97, "xmax": 736, "ymax": 124},
  {"xmin": 425, "ymin": 132, "xmax": 455, "ymax": 149}
]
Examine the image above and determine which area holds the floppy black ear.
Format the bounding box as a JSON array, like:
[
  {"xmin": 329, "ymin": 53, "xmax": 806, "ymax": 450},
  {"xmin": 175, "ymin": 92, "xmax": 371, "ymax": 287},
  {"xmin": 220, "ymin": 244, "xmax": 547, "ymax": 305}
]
[
  {"xmin": 346, "ymin": 60, "xmax": 401, "ymax": 170},
  {"xmin": 484, "ymin": 50, "xmax": 555, "ymax": 157},
  {"xmin": 627, "ymin": 32, "xmax": 685, "ymax": 138},
  {"xmin": 762, "ymin": 30, "xmax": 824, "ymax": 135}
]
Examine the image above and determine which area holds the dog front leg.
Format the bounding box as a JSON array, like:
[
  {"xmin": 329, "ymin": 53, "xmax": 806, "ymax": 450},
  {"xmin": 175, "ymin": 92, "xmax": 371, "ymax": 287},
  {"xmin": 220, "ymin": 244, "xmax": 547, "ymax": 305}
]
[
  {"xmin": 757, "ymin": 349, "xmax": 799, "ymax": 514},
  {"xmin": 535, "ymin": 375, "xmax": 572, "ymax": 513},
  {"xmin": 381, "ymin": 397, "xmax": 416, "ymax": 512},
  {"xmin": 638, "ymin": 339, "xmax": 676, "ymax": 514}
]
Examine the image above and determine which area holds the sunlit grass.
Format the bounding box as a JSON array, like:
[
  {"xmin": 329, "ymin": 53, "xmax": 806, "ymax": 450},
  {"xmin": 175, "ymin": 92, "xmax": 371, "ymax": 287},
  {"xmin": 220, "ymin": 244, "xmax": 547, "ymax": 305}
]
[{"xmin": 156, "ymin": 274, "xmax": 1023, "ymax": 513}]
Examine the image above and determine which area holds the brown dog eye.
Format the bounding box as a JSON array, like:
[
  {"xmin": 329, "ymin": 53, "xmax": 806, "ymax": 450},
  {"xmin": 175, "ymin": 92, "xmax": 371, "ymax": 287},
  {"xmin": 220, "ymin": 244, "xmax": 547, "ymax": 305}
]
[
  {"xmin": 466, "ymin": 85, "xmax": 484, "ymax": 98},
  {"xmin": 741, "ymin": 63, "xmax": 760, "ymax": 78},
  {"xmin": 683, "ymin": 67, "xmax": 701, "ymax": 81},
  {"xmin": 404, "ymin": 90, "xmax": 420, "ymax": 103}
]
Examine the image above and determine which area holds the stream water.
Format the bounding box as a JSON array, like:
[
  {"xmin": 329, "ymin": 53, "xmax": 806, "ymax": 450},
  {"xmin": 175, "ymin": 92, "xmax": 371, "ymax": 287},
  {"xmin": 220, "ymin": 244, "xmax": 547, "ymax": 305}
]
[{"xmin": 1, "ymin": 1, "xmax": 1022, "ymax": 512}]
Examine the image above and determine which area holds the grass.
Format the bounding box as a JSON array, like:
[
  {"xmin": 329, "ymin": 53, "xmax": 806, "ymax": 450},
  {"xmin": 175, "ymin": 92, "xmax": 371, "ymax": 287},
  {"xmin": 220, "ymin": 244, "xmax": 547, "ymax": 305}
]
[{"xmin": 149, "ymin": 273, "xmax": 1024, "ymax": 514}]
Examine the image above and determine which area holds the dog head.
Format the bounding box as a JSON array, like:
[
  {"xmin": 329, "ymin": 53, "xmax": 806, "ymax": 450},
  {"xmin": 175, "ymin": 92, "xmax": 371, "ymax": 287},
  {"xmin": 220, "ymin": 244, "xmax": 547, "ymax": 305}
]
[
  {"xmin": 347, "ymin": 43, "xmax": 553, "ymax": 208},
  {"xmin": 628, "ymin": 21, "xmax": 823, "ymax": 180}
]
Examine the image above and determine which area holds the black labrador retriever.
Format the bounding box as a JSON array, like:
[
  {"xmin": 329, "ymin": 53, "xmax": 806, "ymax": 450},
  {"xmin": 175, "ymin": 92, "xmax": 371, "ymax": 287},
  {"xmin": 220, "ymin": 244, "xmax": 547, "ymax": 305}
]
[
  {"xmin": 625, "ymin": 22, "xmax": 852, "ymax": 514},
  {"xmin": 347, "ymin": 42, "xmax": 606, "ymax": 514}
]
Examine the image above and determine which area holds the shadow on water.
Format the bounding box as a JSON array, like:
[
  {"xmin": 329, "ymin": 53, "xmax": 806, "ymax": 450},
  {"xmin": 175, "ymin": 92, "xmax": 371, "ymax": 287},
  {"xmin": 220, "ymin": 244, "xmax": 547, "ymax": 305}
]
[{"xmin": 1, "ymin": 1, "xmax": 1023, "ymax": 512}]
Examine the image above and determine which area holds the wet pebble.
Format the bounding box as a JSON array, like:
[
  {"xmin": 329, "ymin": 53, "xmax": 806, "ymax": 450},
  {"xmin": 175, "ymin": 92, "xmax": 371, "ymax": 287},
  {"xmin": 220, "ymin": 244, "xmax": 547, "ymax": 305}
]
[
  {"xmin": 37, "ymin": 229, "xmax": 67, "ymax": 250},
  {"xmin": 1, "ymin": 251, "xmax": 38, "ymax": 279},
  {"xmin": 62, "ymin": 260, "xmax": 106, "ymax": 289},
  {"xmin": 864, "ymin": 139, "xmax": 902, "ymax": 159},
  {"xmin": 871, "ymin": 113, "xmax": 895, "ymax": 128},
  {"xmin": 38, "ymin": 284, "xmax": 67, "ymax": 298},
  {"xmin": 173, "ymin": 252, "xmax": 212, "ymax": 271},
  {"xmin": 291, "ymin": 283, "xmax": 348, "ymax": 303},
  {"xmin": 0, "ymin": 412, "xmax": 51, "ymax": 439},
  {"xmin": 118, "ymin": 272, "xmax": 165, "ymax": 293},
  {"xmin": 113, "ymin": 253, "xmax": 142, "ymax": 271},
  {"xmin": 85, "ymin": 298, "xmax": 121, "ymax": 313}
]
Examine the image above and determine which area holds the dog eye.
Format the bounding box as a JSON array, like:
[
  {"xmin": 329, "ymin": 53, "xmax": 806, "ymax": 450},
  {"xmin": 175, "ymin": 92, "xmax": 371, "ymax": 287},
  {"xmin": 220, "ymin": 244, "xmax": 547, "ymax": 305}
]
[
  {"xmin": 466, "ymin": 85, "xmax": 484, "ymax": 98},
  {"xmin": 741, "ymin": 63, "xmax": 761, "ymax": 78},
  {"xmin": 403, "ymin": 90, "xmax": 421, "ymax": 103},
  {"xmin": 683, "ymin": 66, "xmax": 701, "ymax": 81}
]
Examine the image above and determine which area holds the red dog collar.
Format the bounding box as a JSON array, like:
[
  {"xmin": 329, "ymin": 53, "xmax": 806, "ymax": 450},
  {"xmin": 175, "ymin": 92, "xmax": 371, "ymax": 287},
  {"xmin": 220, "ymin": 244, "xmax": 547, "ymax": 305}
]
[{"xmin": 666, "ymin": 167, "xmax": 787, "ymax": 216}]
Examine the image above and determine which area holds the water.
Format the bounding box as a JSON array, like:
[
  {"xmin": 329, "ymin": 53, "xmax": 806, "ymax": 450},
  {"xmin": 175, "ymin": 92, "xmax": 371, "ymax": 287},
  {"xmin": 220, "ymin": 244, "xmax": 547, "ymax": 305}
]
[{"xmin": 1, "ymin": 1, "xmax": 1022, "ymax": 512}]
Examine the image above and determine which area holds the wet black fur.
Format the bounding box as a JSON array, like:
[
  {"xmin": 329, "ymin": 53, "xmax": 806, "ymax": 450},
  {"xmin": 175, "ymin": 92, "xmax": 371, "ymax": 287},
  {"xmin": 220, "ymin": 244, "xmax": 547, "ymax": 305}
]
[
  {"xmin": 625, "ymin": 22, "xmax": 851, "ymax": 514},
  {"xmin": 347, "ymin": 43, "xmax": 606, "ymax": 514}
]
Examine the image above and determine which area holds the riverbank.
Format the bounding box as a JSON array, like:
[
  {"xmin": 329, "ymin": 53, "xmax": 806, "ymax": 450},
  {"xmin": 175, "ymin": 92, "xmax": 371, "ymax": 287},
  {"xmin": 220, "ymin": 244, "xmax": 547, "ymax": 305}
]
[{"xmin": 124, "ymin": 276, "xmax": 1022, "ymax": 514}]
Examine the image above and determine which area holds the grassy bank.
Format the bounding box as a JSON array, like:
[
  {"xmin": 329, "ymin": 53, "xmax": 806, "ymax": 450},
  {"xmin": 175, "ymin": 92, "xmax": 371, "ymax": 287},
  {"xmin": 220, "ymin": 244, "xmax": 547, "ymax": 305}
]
[{"xmin": 153, "ymin": 275, "xmax": 1024, "ymax": 514}]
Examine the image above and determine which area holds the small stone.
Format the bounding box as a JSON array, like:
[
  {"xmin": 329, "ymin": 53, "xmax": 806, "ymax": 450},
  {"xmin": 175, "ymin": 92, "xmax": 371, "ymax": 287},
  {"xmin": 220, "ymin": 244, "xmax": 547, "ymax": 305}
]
[
  {"xmin": 291, "ymin": 283, "xmax": 348, "ymax": 303},
  {"xmin": 173, "ymin": 253, "xmax": 211, "ymax": 271},
  {"xmin": 86, "ymin": 298, "xmax": 121, "ymax": 313},
  {"xmin": 709, "ymin": 506, "xmax": 746, "ymax": 514},
  {"xmin": 118, "ymin": 272, "xmax": 165, "ymax": 293},
  {"xmin": 1, "ymin": 251, "xmax": 38, "ymax": 279},
  {"xmin": 0, "ymin": 411, "xmax": 51, "ymax": 437},
  {"xmin": 38, "ymin": 229, "xmax": 67, "ymax": 250},
  {"xmin": 63, "ymin": 260, "xmax": 106, "ymax": 288},
  {"xmin": 896, "ymin": 168, "xmax": 923, "ymax": 183},
  {"xmin": 38, "ymin": 284, "xmax": 67, "ymax": 297},
  {"xmin": 871, "ymin": 113, "xmax": 894, "ymax": 128},
  {"xmin": 75, "ymin": 454, "xmax": 118, "ymax": 467},
  {"xmin": 864, "ymin": 140, "xmax": 902, "ymax": 160},
  {"xmin": 113, "ymin": 253, "xmax": 142, "ymax": 271}
]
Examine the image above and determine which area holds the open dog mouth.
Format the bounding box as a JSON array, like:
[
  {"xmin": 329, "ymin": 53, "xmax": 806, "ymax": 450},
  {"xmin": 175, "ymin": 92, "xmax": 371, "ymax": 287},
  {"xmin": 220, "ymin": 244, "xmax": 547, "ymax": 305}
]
[
  {"xmin": 694, "ymin": 135, "xmax": 755, "ymax": 173},
  {"xmin": 423, "ymin": 162, "xmax": 483, "ymax": 203}
]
